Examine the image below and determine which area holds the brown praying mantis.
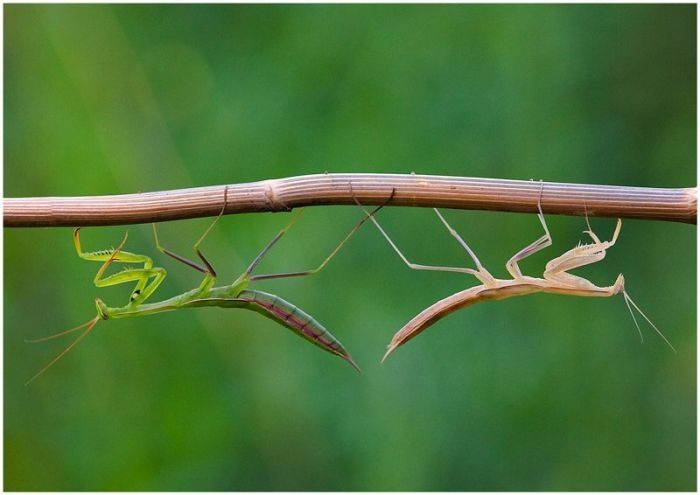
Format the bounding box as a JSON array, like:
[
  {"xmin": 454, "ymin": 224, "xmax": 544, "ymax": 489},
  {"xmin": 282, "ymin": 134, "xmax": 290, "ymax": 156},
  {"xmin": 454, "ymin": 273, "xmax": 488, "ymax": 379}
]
[
  {"xmin": 355, "ymin": 185, "xmax": 676, "ymax": 362},
  {"xmin": 26, "ymin": 188, "xmax": 390, "ymax": 384}
]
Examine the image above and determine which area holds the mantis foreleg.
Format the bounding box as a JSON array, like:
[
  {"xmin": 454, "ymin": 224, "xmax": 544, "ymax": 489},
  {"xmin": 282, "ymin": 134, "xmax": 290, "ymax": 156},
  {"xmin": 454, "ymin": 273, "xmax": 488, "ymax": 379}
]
[
  {"xmin": 26, "ymin": 230, "xmax": 167, "ymax": 383},
  {"xmin": 94, "ymin": 265, "xmax": 167, "ymax": 303},
  {"xmin": 543, "ymin": 219, "xmax": 622, "ymax": 289},
  {"xmin": 540, "ymin": 217, "xmax": 674, "ymax": 351},
  {"xmin": 75, "ymin": 229, "xmax": 166, "ymax": 304}
]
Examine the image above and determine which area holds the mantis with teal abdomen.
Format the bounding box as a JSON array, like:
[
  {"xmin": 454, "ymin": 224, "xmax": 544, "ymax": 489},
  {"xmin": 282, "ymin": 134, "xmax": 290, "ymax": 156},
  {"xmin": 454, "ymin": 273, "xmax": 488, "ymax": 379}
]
[{"xmin": 27, "ymin": 188, "xmax": 388, "ymax": 383}]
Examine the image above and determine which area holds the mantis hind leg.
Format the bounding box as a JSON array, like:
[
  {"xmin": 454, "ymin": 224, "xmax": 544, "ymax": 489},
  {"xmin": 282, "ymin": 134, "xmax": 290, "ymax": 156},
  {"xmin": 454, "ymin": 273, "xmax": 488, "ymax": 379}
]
[
  {"xmin": 152, "ymin": 220, "xmax": 215, "ymax": 294},
  {"xmin": 246, "ymin": 197, "xmax": 391, "ymax": 282},
  {"xmin": 245, "ymin": 187, "xmax": 395, "ymax": 282},
  {"xmin": 150, "ymin": 187, "xmax": 231, "ymax": 295},
  {"xmin": 431, "ymin": 209, "xmax": 496, "ymax": 285},
  {"xmin": 151, "ymin": 186, "xmax": 230, "ymax": 278},
  {"xmin": 353, "ymin": 192, "xmax": 492, "ymax": 284},
  {"xmin": 243, "ymin": 208, "xmax": 304, "ymax": 277}
]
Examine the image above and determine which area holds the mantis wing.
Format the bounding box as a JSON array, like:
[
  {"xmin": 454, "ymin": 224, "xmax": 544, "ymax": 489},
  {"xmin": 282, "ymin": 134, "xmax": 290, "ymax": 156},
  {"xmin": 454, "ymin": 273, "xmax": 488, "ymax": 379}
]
[
  {"xmin": 383, "ymin": 283, "xmax": 541, "ymax": 362},
  {"xmin": 183, "ymin": 289, "xmax": 359, "ymax": 371}
]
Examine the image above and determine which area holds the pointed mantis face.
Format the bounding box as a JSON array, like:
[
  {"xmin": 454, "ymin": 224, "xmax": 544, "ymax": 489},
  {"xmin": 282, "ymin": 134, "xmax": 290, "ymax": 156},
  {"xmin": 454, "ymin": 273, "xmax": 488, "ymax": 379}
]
[
  {"xmin": 95, "ymin": 298, "xmax": 109, "ymax": 320},
  {"xmin": 612, "ymin": 274, "xmax": 625, "ymax": 295}
]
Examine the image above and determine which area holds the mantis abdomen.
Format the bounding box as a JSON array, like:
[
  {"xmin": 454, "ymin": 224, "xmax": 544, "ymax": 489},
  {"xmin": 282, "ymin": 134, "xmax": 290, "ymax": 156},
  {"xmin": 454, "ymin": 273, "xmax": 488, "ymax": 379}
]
[
  {"xmin": 183, "ymin": 290, "xmax": 359, "ymax": 371},
  {"xmin": 385, "ymin": 283, "xmax": 543, "ymax": 358}
]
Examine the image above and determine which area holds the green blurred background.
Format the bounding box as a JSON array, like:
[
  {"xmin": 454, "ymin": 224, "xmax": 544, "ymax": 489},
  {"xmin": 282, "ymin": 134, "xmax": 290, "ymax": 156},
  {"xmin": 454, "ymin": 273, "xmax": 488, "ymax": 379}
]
[{"xmin": 4, "ymin": 4, "xmax": 696, "ymax": 491}]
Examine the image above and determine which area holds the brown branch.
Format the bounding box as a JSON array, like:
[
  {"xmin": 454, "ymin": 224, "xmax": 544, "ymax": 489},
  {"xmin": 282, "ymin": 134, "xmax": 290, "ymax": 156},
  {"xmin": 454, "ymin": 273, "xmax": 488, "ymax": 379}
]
[{"xmin": 3, "ymin": 173, "xmax": 696, "ymax": 227}]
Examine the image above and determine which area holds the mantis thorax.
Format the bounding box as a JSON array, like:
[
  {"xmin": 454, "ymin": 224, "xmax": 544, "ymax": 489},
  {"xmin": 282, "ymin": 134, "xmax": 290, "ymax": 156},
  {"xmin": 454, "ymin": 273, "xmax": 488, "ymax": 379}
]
[{"xmin": 227, "ymin": 274, "xmax": 250, "ymax": 297}]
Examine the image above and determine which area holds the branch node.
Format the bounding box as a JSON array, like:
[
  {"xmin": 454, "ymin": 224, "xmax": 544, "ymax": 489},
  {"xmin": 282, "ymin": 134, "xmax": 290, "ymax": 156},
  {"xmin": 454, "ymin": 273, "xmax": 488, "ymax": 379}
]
[{"xmin": 263, "ymin": 180, "xmax": 291, "ymax": 212}]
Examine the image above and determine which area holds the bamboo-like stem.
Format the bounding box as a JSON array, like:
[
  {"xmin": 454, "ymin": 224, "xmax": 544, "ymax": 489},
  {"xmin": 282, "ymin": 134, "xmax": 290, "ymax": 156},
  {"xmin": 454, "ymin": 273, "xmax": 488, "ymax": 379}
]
[{"xmin": 3, "ymin": 173, "xmax": 696, "ymax": 227}]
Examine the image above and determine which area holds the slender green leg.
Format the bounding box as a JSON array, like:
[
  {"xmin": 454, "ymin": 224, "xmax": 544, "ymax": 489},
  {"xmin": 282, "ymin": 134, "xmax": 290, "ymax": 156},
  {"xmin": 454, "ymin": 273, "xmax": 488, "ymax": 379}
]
[
  {"xmin": 243, "ymin": 209, "xmax": 304, "ymax": 277},
  {"xmin": 247, "ymin": 200, "xmax": 390, "ymax": 282},
  {"xmin": 152, "ymin": 221, "xmax": 217, "ymax": 294},
  {"xmin": 152, "ymin": 189, "xmax": 229, "ymax": 276},
  {"xmin": 150, "ymin": 187, "xmax": 230, "ymax": 294},
  {"xmin": 152, "ymin": 224, "xmax": 207, "ymax": 274}
]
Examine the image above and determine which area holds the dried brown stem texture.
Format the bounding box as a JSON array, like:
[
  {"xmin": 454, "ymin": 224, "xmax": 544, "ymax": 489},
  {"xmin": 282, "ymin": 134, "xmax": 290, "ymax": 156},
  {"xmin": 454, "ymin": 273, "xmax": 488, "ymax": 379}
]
[{"xmin": 4, "ymin": 173, "xmax": 696, "ymax": 227}]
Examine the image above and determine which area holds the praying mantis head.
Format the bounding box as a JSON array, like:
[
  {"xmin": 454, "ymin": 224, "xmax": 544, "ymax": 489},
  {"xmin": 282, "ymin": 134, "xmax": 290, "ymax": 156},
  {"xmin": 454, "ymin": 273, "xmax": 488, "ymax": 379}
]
[
  {"xmin": 95, "ymin": 298, "xmax": 110, "ymax": 320},
  {"xmin": 611, "ymin": 273, "xmax": 625, "ymax": 295}
]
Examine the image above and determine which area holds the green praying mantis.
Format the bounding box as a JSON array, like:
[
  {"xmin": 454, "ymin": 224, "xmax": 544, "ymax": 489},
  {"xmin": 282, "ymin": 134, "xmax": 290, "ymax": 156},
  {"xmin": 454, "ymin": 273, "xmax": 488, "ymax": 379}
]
[
  {"xmin": 26, "ymin": 188, "xmax": 390, "ymax": 384},
  {"xmin": 27, "ymin": 184, "xmax": 675, "ymax": 382}
]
